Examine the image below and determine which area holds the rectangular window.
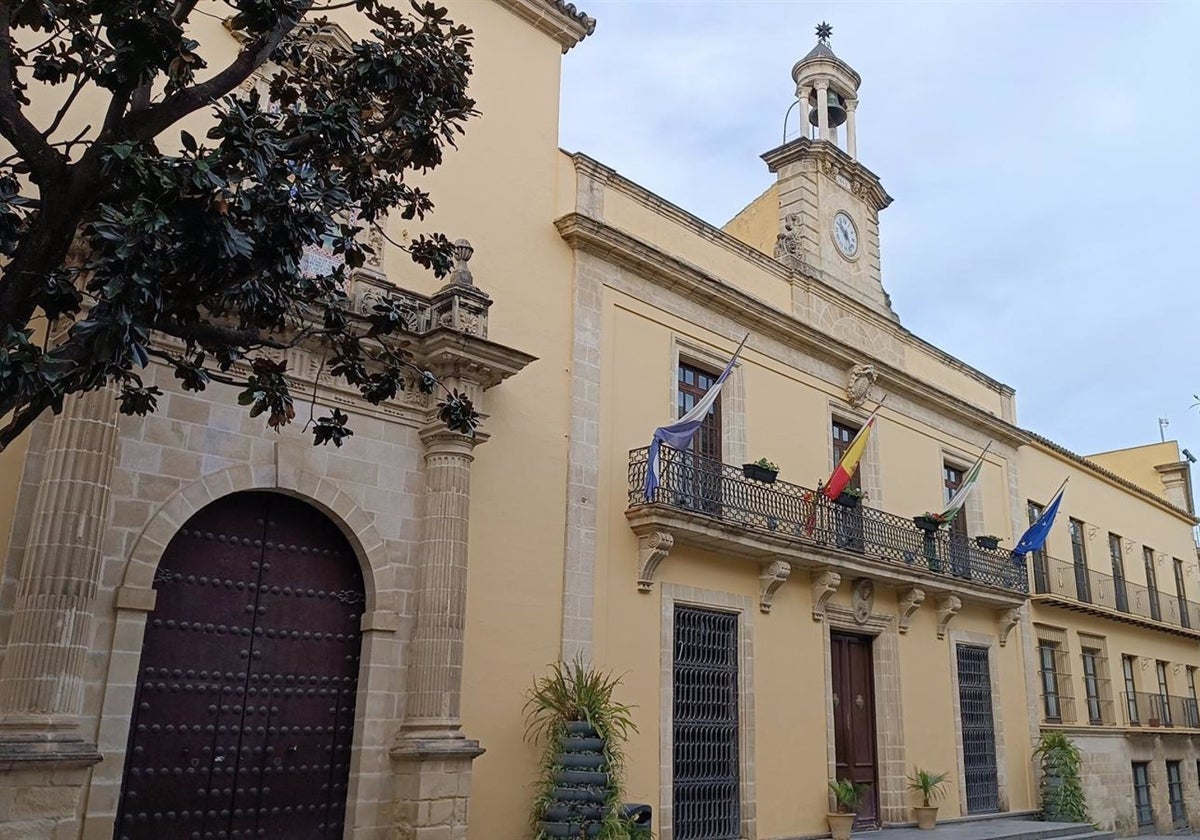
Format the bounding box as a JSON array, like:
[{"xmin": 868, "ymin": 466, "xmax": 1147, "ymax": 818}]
[
  {"xmin": 675, "ymin": 362, "xmax": 724, "ymax": 515},
  {"xmin": 1145, "ymin": 547, "xmax": 1162, "ymax": 622},
  {"xmin": 1123, "ymin": 655, "xmax": 1140, "ymax": 725},
  {"xmin": 1069, "ymin": 519, "xmax": 1091, "ymax": 603},
  {"xmin": 943, "ymin": 462, "xmax": 970, "ymax": 575},
  {"xmin": 1168, "ymin": 760, "xmax": 1187, "ymax": 829},
  {"xmin": 1081, "ymin": 647, "xmax": 1106, "ymax": 725},
  {"xmin": 1174, "ymin": 558, "xmax": 1191, "ymax": 629},
  {"xmin": 678, "ymin": 362, "xmax": 723, "ymax": 461},
  {"xmin": 1038, "ymin": 642, "xmax": 1061, "ymax": 722},
  {"xmin": 1157, "ymin": 661, "xmax": 1173, "ymax": 726},
  {"xmin": 1133, "ymin": 762, "xmax": 1154, "ymax": 827},
  {"xmin": 1189, "ymin": 667, "xmax": 1200, "ymax": 728},
  {"xmin": 830, "ymin": 420, "xmax": 867, "ymax": 553},
  {"xmin": 1109, "ymin": 533, "xmax": 1129, "ymax": 613},
  {"xmin": 1028, "ymin": 500, "xmax": 1050, "ymax": 594},
  {"xmin": 831, "ymin": 420, "xmax": 862, "ymax": 494}
]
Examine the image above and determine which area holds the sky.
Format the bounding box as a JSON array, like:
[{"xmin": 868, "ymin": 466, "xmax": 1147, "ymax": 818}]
[{"xmin": 558, "ymin": 1, "xmax": 1200, "ymax": 463}]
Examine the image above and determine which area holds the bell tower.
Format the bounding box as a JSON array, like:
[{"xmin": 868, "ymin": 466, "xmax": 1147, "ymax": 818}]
[{"xmin": 764, "ymin": 23, "xmax": 896, "ymax": 320}]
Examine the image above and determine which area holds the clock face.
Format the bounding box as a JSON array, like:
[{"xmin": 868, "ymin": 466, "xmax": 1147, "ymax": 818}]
[{"xmin": 833, "ymin": 212, "xmax": 858, "ymax": 258}]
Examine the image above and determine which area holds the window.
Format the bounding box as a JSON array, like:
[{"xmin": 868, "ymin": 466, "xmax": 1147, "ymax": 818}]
[
  {"xmin": 675, "ymin": 362, "xmax": 724, "ymax": 515},
  {"xmin": 1145, "ymin": 547, "xmax": 1162, "ymax": 622},
  {"xmin": 678, "ymin": 362, "xmax": 723, "ymax": 461},
  {"xmin": 1188, "ymin": 667, "xmax": 1200, "ymax": 728},
  {"xmin": 831, "ymin": 420, "xmax": 862, "ymax": 494},
  {"xmin": 1123, "ymin": 655, "xmax": 1139, "ymax": 725},
  {"xmin": 1132, "ymin": 763, "xmax": 1153, "ymax": 827},
  {"xmin": 1069, "ymin": 519, "xmax": 1091, "ymax": 603},
  {"xmin": 943, "ymin": 463, "xmax": 969, "ymax": 539},
  {"xmin": 1037, "ymin": 637, "xmax": 1071, "ymax": 723},
  {"xmin": 1173, "ymin": 558, "xmax": 1191, "ymax": 629},
  {"xmin": 1168, "ymin": 761, "xmax": 1187, "ymax": 829},
  {"xmin": 1109, "ymin": 534, "xmax": 1129, "ymax": 613},
  {"xmin": 1028, "ymin": 500, "xmax": 1050, "ymax": 594},
  {"xmin": 1157, "ymin": 661, "xmax": 1173, "ymax": 726},
  {"xmin": 1081, "ymin": 647, "xmax": 1108, "ymax": 725}
]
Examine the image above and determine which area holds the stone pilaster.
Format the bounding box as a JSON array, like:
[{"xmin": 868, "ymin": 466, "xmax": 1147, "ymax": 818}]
[{"xmin": 0, "ymin": 387, "xmax": 117, "ymax": 763}]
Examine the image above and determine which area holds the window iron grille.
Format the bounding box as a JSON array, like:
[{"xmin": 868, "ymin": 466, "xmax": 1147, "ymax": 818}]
[{"xmin": 956, "ymin": 644, "xmax": 999, "ymax": 814}]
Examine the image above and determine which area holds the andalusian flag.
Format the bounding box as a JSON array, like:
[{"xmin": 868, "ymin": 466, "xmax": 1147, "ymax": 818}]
[
  {"xmin": 941, "ymin": 443, "xmax": 991, "ymax": 524},
  {"xmin": 823, "ymin": 408, "xmax": 880, "ymax": 500}
]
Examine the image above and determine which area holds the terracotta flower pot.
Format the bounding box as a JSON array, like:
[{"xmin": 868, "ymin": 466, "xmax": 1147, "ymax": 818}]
[
  {"xmin": 914, "ymin": 805, "xmax": 939, "ymax": 830},
  {"xmin": 828, "ymin": 812, "xmax": 856, "ymax": 840}
]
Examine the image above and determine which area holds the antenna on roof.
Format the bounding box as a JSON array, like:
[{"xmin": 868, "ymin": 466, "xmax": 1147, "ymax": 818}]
[{"xmin": 1159, "ymin": 417, "xmax": 1170, "ymax": 442}]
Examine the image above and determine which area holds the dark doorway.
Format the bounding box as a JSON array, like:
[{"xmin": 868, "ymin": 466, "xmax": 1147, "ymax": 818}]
[
  {"xmin": 956, "ymin": 644, "xmax": 1000, "ymax": 814},
  {"xmin": 673, "ymin": 605, "xmax": 740, "ymax": 840},
  {"xmin": 115, "ymin": 491, "xmax": 364, "ymax": 840},
  {"xmin": 830, "ymin": 631, "xmax": 879, "ymax": 828}
]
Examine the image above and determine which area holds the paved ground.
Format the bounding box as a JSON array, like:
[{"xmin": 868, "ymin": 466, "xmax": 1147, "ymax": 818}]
[{"xmin": 865, "ymin": 818, "xmax": 1101, "ymax": 840}]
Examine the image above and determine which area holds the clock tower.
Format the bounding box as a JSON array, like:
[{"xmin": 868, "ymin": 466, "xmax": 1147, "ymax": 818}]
[{"xmin": 763, "ymin": 23, "xmax": 895, "ymax": 320}]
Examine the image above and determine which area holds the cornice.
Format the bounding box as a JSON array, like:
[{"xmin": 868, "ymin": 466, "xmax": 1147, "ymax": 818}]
[
  {"xmin": 555, "ymin": 211, "xmax": 1024, "ymax": 448},
  {"xmin": 413, "ymin": 329, "xmax": 538, "ymax": 390},
  {"xmin": 762, "ymin": 137, "xmax": 891, "ymax": 212},
  {"xmin": 565, "ymin": 152, "xmax": 1010, "ymax": 398},
  {"xmin": 1024, "ymin": 433, "xmax": 1199, "ymax": 525},
  {"xmin": 492, "ymin": 0, "xmax": 595, "ymax": 53}
]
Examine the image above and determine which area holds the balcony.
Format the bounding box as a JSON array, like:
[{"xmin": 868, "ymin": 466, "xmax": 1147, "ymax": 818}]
[
  {"xmin": 1031, "ymin": 555, "xmax": 1200, "ymax": 638},
  {"xmin": 1122, "ymin": 692, "xmax": 1200, "ymax": 729},
  {"xmin": 626, "ymin": 446, "xmax": 1027, "ymax": 622}
]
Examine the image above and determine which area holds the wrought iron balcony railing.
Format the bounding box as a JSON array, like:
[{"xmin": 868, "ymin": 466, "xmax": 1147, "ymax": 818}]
[
  {"xmin": 628, "ymin": 445, "xmax": 1027, "ymax": 596},
  {"xmin": 1031, "ymin": 554, "xmax": 1200, "ymax": 633},
  {"xmin": 1123, "ymin": 691, "xmax": 1200, "ymax": 729}
]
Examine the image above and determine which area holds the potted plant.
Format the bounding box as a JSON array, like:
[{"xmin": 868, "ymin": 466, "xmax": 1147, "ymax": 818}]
[
  {"xmin": 906, "ymin": 768, "xmax": 949, "ymax": 829},
  {"xmin": 974, "ymin": 535, "xmax": 1002, "ymax": 551},
  {"xmin": 835, "ymin": 487, "xmax": 868, "ymax": 509},
  {"xmin": 743, "ymin": 458, "xmax": 779, "ymax": 484},
  {"xmin": 828, "ymin": 778, "xmax": 869, "ymax": 840},
  {"xmin": 525, "ymin": 658, "xmax": 641, "ymax": 839},
  {"xmin": 1032, "ymin": 731, "xmax": 1090, "ymax": 823},
  {"xmin": 913, "ymin": 512, "xmax": 947, "ymax": 533}
]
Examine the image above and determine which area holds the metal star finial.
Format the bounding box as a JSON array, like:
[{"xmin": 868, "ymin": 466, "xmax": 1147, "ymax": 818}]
[{"xmin": 816, "ymin": 21, "xmax": 833, "ymax": 43}]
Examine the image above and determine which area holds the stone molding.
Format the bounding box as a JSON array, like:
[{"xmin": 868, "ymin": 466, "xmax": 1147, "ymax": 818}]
[
  {"xmin": 763, "ymin": 138, "xmax": 890, "ymax": 211},
  {"xmin": 490, "ymin": 0, "xmax": 595, "ymax": 52},
  {"xmin": 936, "ymin": 595, "xmax": 963, "ymax": 640},
  {"xmin": 635, "ymin": 530, "xmax": 674, "ymax": 592},
  {"xmin": 811, "ymin": 568, "xmax": 841, "ymax": 621},
  {"xmin": 758, "ymin": 560, "xmax": 791, "ymax": 613},
  {"xmin": 555, "ymin": 212, "xmax": 1025, "ymax": 448},
  {"xmin": 998, "ymin": 606, "xmax": 1022, "ymax": 647},
  {"xmin": 896, "ymin": 586, "xmax": 925, "ymax": 633}
]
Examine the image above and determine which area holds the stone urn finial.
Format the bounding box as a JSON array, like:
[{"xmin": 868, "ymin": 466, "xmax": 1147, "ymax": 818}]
[{"xmin": 451, "ymin": 238, "xmax": 475, "ymax": 285}]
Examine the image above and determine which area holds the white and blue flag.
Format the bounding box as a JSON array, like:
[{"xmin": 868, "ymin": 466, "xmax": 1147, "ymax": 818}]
[
  {"xmin": 643, "ymin": 334, "xmax": 749, "ymax": 501},
  {"xmin": 1012, "ymin": 479, "xmax": 1068, "ymax": 560}
]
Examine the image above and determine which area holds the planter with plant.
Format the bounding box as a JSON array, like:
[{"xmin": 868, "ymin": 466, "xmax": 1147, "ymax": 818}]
[
  {"xmin": 525, "ymin": 658, "xmax": 648, "ymax": 840},
  {"xmin": 913, "ymin": 512, "xmax": 947, "ymax": 533},
  {"xmin": 828, "ymin": 778, "xmax": 870, "ymax": 840},
  {"xmin": 835, "ymin": 487, "xmax": 868, "ymax": 509},
  {"xmin": 974, "ymin": 535, "xmax": 1002, "ymax": 551},
  {"xmin": 1032, "ymin": 730, "xmax": 1089, "ymax": 824},
  {"xmin": 906, "ymin": 768, "xmax": 949, "ymax": 829},
  {"xmin": 743, "ymin": 458, "xmax": 780, "ymax": 484}
]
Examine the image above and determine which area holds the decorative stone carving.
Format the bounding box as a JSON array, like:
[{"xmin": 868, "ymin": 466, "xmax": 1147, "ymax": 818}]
[
  {"xmin": 774, "ymin": 212, "xmax": 801, "ymax": 261},
  {"xmin": 998, "ymin": 606, "xmax": 1022, "ymax": 647},
  {"xmin": 846, "ymin": 363, "xmax": 877, "ymax": 408},
  {"xmin": 636, "ymin": 531, "xmax": 674, "ymax": 592},
  {"xmin": 851, "ymin": 578, "xmax": 874, "ymax": 624},
  {"xmin": 759, "ymin": 560, "xmax": 792, "ymax": 614},
  {"xmin": 935, "ymin": 595, "xmax": 962, "ymax": 640},
  {"xmin": 811, "ymin": 569, "xmax": 841, "ymax": 622},
  {"xmin": 430, "ymin": 239, "xmax": 492, "ymax": 339},
  {"xmin": 897, "ymin": 586, "xmax": 925, "ymax": 634}
]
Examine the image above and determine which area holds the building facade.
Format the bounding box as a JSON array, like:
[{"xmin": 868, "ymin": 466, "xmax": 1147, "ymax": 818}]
[{"xmin": 0, "ymin": 2, "xmax": 1197, "ymax": 839}]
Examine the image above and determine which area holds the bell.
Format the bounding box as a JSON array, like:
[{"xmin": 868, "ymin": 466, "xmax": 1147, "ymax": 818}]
[{"xmin": 807, "ymin": 89, "xmax": 847, "ymax": 128}]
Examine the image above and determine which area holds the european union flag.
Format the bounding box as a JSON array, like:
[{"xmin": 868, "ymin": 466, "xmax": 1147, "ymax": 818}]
[{"xmin": 1012, "ymin": 482, "xmax": 1067, "ymax": 560}]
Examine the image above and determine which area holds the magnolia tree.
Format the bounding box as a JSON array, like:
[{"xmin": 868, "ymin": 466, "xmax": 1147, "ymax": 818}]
[{"xmin": 0, "ymin": 0, "xmax": 480, "ymax": 450}]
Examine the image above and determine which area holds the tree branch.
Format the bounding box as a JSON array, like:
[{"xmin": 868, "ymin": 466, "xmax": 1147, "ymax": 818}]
[
  {"xmin": 152, "ymin": 318, "xmax": 291, "ymax": 350},
  {"xmin": 0, "ymin": 5, "xmax": 67, "ymax": 184}
]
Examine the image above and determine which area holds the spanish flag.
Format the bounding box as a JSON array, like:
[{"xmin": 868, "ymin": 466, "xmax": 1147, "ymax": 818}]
[{"xmin": 823, "ymin": 408, "xmax": 880, "ymax": 500}]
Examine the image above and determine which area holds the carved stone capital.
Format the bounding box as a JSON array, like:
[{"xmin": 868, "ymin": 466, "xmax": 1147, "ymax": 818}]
[
  {"xmin": 897, "ymin": 587, "xmax": 925, "ymax": 634},
  {"xmin": 811, "ymin": 569, "xmax": 842, "ymax": 622},
  {"xmin": 998, "ymin": 606, "xmax": 1022, "ymax": 647},
  {"xmin": 636, "ymin": 531, "xmax": 674, "ymax": 592},
  {"xmin": 936, "ymin": 595, "xmax": 962, "ymax": 640},
  {"xmin": 759, "ymin": 560, "xmax": 792, "ymax": 614}
]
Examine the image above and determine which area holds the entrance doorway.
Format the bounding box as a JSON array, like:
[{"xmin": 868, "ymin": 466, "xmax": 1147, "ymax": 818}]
[
  {"xmin": 830, "ymin": 631, "xmax": 879, "ymax": 828},
  {"xmin": 115, "ymin": 491, "xmax": 365, "ymax": 839},
  {"xmin": 956, "ymin": 644, "xmax": 999, "ymax": 813}
]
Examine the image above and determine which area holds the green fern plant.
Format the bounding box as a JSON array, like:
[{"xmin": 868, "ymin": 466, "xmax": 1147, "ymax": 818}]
[{"xmin": 1033, "ymin": 731, "xmax": 1089, "ymax": 823}]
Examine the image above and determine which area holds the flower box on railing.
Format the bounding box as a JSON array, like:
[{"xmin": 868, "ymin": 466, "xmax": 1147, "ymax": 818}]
[
  {"xmin": 833, "ymin": 491, "xmax": 862, "ymax": 509},
  {"xmin": 974, "ymin": 536, "xmax": 1001, "ymax": 551},
  {"xmin": 742, "ymin": 463, "xmax": 778, "ymax": 484},
  {"xmin": 913, "ymin": 515, "xmax": 943, "ymax": 534}
]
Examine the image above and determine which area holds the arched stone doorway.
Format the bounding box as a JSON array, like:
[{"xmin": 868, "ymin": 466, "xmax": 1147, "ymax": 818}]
[{"xmin": 115, "ymin": 491, "xmax": 365, "ymax": 839}]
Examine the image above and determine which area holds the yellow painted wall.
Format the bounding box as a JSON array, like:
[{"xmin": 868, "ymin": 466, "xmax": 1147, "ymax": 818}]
[
  {"xmin": 1088, "ymin": 441, "xmax": 1179, "ymax": 501},
  {"xmin": 722, "ymin": 182, "xmax": 778, "ymax": 254}
]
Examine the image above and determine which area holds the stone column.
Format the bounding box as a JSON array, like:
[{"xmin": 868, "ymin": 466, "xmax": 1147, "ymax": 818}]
[
  {"xmin": 846, "ymin": 98, "xmax": 858, "ymax": 158},
  {"xmin": 798, "ymin": 85, "xmax": 812, "ymax": 140},
  {"xmin": 0, "ymin": 387, "xmax": 117, "ymax": 762},
  {"xmin": 392, "ymin": 422, "xmax": 486, "ymax": 840},
  {"xmin": 816, "ymin": 82, "xmax": 830, "ymax": 141}
]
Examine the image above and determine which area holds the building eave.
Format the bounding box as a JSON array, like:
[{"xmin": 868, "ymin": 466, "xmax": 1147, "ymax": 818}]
[{"xmin": 493, "ymin": 0, "xmax": 595, "ymax": 53}]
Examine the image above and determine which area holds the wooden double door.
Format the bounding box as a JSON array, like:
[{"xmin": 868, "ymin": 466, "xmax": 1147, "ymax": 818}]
[{"xmin": 830, "ymin": 631, "xmax": 879, "ymax": 828}]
